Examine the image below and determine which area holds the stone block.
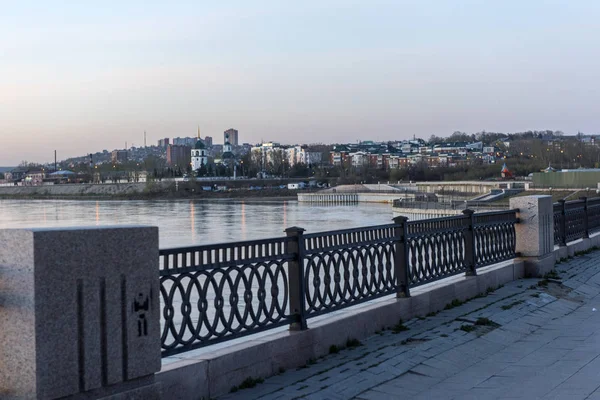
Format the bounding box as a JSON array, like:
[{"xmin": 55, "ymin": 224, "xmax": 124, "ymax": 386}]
[
  {"xmin": 429, "ymin": 283, "xmax": 457, "ymax": 312},
  {"xmin": 410, "ymin": 291, "xmax": 431, "ymax": 317},
  {"xmin": 156, "ymin": 359, "xmax": 208, "ymax": 400},
  {"xmin": 520, "ymin": 253, "xmax": 555, "ymax": 278},
  {"xmin": 0, "ymin": 226, "xmax": 160, "ymax": 399},
  {"xmin": 510, "ymin": 195, "xmax": 554, "ymax": 257}
]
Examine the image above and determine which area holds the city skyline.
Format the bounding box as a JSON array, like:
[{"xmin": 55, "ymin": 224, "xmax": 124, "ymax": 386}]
[{"xmin": 2, "ymin": 1, "xmax": 600, "ymax": 165}]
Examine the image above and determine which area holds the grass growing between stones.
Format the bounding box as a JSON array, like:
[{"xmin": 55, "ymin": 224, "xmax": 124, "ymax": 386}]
[
  {"xmin": 444, "ymin": 299, "xmax": 464, "ymax": 310},
  {"xmin": 391, "ymin": 319, "xmax": 410, "ymax": 333},
  {"xmin": 544, "ymin": 270, "xmax": 561, "ymax": 280},
  {"xmin": 346, "ymin": 338, "xmax": 363, "ymax": 348},
  {"xmin": 475, "ymin": 317, "xmax": 500, "ymax": 327},
  {"xmin": 574, "ymin": 246, "xmax": 600, "ymax": 257},
  {"xmin": 230, "ymin": 377, "xmax": 265, "ymax": 393},
  {"xmin": 501, "ymin": 300, "xmax": 525, "ymax": 310}
]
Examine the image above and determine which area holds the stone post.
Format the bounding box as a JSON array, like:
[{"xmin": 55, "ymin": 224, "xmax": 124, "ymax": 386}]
[
  {"xmin": 581, "ymin": 197, "xmax": 590, "ymax": 239},
  {"xmin": 509, "ymin": 195, "xmax": 555, "ymax": 277},
  {"xmin": 392, "ymin": 216, "xmax": 410, "ymax": 298},
  {"xmin": 461, "ymin": 209, "xmax": 477, "ymax": 276},
  {"xmin": 285, "ymin": 226, "xmax": 307, "ymax": 331},
  {"xmin": 0, "ymin": 226, "xmax": 160, "ymax": 399}
]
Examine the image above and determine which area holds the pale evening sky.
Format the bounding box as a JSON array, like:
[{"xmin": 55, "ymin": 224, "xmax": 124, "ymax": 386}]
[{"xmin": 1, "ymin": 0, "xmax": 599, "ymax": 165}]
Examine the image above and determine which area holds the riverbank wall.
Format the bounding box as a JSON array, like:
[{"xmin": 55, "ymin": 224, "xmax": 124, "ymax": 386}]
[{"xmin": 0, "ymin": 181, "xmax": 298, "ymax": 201}]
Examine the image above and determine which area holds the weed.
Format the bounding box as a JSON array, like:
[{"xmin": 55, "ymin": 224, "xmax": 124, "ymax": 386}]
[
  {"xmin": 538, "ymin": 279, "xmax": 549, "ymax": 287},
  {"xmin": 501, "ymin": 300, "xmax": 524, "ymax": 310},
  {"xmin": 544, "ymin": 270, "xmax": 561, "ymax": 280},
  {"xmin": 399, "ymin": 338, "xmax": 427, "ymax": 345},
  {"xmin": 530, "ymin": 293, "xmax": 540, "ymax": 298},
  {"xmin": 278, "ymin": 367, "xmax": 286, "ymax": 374},
  {"xmin": 230, "ymin": 377, "xmax": 264, "ymax": 393},
  {"xmin": 459, "ymin": 324, "xmax": 476, "ymax": 333},
  {"xmin": 329, "ymin": 345, "xmax": 340, "ymax": 354},
  {"xmin": 426, "ymin": 311, "xmax": 439, "ymax": 317},
  {"xmin": 391, "ymin": 319, "xmax": 410, "ymax": 333},
  {"xmin": 346, "ymin": 338, "xmax": 362, "ymax": 348},
  {"xmin": 444, "ymin": 299, "xmax": 464, "ymax": 310},
  {"xmin": 475, "ymin": 317, "xmax": 496, "ymax": 326},
  {"xmin": 574, "ymin": 246, "xmax": 600, "ymax": 257},
  {"xmin": 440, "ymin": 333, "xmax": 449, "ymax": 337}
]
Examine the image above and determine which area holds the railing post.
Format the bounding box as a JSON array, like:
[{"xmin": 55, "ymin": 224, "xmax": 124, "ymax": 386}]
[
  {"xmin": 558, "ymin": 199, "xmax": 567, "ymax": 246},
  {"xmin": 462, "ymin": 209, "xmax": 477, "ymax": 276},
  {"xmin": 581, "ymin": 197, "xmax": 590, "ymax": 239},
  {"xmin": 393, "ymin": 216, "xmax": 410, "ymax": 298},
  {"xmin": 285, "ymin": 226, "xmax": 307, "ymax": 331}
]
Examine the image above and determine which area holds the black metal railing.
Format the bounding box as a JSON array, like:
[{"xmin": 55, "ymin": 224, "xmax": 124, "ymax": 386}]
[
  {"xmin": 553, "ymin": 197, "xmax": 600, "ymax": 246},
  {"xmin": 159, "ymin": 209, "xmax": 519, "ymax": 357}
]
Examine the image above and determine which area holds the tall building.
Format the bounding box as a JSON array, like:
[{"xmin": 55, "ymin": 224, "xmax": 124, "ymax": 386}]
[
  {"xmin": 224, "ymin": 129, "xmax": 239, "ymax": 146},
  {"xmin": 111, "ymin": 150, "xmax": 128, "ymax": 163},
  {"xmin": 172, "ymin": 137, "xmax": 196, "ymax": 147},
  {"xmin": 158, "ymin": 138, "xmax": 170, "ymax": 148},
  {"xmin": 166, "ymin": 144, "xmax": 192, "ymax": 167},
  {"xmin": 204, "ymin": 136, "xmax": 213, "ymax": 147}
]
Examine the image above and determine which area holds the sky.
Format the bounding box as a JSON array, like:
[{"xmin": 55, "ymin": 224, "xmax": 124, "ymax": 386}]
[{"xmin": 1, "ymin": 0, "xmax": 600, "ymax": 165}]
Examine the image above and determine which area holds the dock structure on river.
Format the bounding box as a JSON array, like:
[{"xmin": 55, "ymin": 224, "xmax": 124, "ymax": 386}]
[
  {"xmin": 297, "ymin": 184, "xmax": 417, "ymax": 204},
  {"xmin": 297, "ymin": 192, "xmax": 359, "ymax": 204}
]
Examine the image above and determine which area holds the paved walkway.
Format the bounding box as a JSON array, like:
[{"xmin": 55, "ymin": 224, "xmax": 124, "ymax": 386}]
[{"xmin": 219, "ymin": 252, "xmax": 600, "ymax": 400}]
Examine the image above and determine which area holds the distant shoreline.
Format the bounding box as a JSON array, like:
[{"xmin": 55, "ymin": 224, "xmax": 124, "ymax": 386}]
[
  {"xmin": 0, "ymin": 191, "xmax": 298, "ymax": 202},
  {"xmin": 0, "ymin": 181, "xmax": 309, "ymax": 201}
]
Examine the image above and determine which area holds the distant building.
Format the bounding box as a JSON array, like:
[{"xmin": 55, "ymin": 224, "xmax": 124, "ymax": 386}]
[
  {"xmin": 224, "ymin": 129, "xmax": 239, "ymax": 146},
  {"xmin": 172, "ymin": 137, "xmax": 196, "ymax": 147},
  {"xmin": 204, "ymin": 136, "xmax": 213, "ymax": 147},
  {"xmin": 220, "ymin": 133, "xmax": 236, "ymax": 167},
  {"xmin": 111, "ymin": 150, "xmax": 128, "ymax": 163},
  {"xmin": 166, "ymin": 144, "xmax": 192, "ymax": 167},
  {"xmin": 191, "ymin": 138, "xmax": 208, "ymax": 171},
  {"xmin": 158, "ymin": 138, "xmax": 170, "ymax": 148}
]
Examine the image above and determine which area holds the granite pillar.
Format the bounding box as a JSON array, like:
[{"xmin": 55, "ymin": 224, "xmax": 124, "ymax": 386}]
[
  {"xmin": 0, "ymin": 226, "xmax": 161, "ymax": 399},
  {"xmin": 509, "ymin": 195, "xmax": 555, "ymax": 277}
]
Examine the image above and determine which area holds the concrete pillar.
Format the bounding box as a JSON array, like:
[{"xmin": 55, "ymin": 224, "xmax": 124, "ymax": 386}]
[
  {"xmin": 509, "ymin": 195, "xmax": 555, "ymax": 277},
  {"xmin": 0, "ymin": 226, "xmax": 160, "ymax": 399}
]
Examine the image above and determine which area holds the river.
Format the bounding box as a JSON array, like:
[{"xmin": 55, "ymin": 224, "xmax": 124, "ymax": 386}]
[{"xmin": 0, "ymin": 199, "xmax": 394, "ymax": 248}]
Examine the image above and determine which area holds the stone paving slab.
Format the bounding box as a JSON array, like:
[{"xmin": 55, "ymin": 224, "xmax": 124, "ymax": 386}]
[{"xmin": 217, "ymin": 252, "xmax": 600, "ymax": 400}]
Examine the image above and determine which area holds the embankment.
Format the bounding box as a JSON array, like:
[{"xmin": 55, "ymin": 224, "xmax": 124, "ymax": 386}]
[{"xmin": 0, "ymin": 182, "xmax": 297, "ymax": 201}]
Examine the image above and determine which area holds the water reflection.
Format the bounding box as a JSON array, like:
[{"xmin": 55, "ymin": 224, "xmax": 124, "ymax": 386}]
[
  {"xmin": 241, "ymin": 202, "xmax": 246, "ymax": 241},
  {"xmin": 0, "ymin": 199, "xmax": 393, "ymax": 248},
  {"xmin": 190, "ymin": 201, "xmax": 195, "ymax": 242}
]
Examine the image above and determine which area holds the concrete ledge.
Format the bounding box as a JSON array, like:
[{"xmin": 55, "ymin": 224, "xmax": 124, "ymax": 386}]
[
  {"xmin": 553, "ymin": 232, "xmax": 600, "ymax": 262},
  {"xmin": 156, "ymin": 259, "xmax": 526, "ymax": 398}
]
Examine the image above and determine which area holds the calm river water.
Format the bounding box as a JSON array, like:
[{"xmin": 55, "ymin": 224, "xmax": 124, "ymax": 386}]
[{"xmin": 0, "ymin": 199, "xmax": 394, "ymax": 248}]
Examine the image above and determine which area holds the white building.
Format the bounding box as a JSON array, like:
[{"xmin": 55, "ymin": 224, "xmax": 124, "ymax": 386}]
[{"xmin": 191, "ymin": 139, "xmax": 208, "ymax": 171}]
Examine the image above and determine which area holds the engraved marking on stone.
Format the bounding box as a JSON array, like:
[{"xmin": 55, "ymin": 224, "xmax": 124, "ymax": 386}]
[{"xmin": 133, "ymin": 292, "xmax": 150, "ymax": 337}]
